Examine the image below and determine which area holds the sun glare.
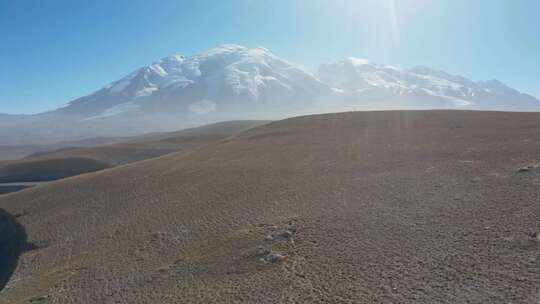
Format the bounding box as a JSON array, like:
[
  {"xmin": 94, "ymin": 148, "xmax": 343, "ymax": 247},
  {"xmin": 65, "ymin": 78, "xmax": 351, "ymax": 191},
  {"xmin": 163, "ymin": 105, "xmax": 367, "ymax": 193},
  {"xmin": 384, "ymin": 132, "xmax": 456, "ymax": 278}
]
[{"xmin": 326, "ymin": 0, "xmax": 402, "ymax": 52}]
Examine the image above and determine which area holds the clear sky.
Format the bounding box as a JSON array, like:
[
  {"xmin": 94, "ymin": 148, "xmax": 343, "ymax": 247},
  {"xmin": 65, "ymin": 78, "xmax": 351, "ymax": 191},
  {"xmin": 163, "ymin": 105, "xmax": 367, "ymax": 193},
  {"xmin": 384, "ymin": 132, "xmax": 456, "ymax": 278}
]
[{"xmin": 1, "ymin": 0, "xmax": 539, "ymax": 114}]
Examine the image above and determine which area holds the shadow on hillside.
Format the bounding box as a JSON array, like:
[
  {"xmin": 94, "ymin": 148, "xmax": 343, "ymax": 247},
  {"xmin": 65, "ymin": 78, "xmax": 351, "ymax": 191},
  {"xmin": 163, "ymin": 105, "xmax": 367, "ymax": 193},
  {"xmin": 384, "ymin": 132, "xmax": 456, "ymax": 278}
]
[
  {"xmin": 0, "ymin": 208, "xmax": 34, "ymax": 291},
  {"xmin": 0, "ymin": 185, "xmax": 32, "ymax": 196}
]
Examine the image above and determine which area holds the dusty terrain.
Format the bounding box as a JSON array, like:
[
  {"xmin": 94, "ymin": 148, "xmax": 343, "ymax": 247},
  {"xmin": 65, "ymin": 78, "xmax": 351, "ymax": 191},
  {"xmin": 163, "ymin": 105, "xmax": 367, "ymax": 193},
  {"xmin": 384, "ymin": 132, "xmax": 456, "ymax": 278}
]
[
  {"xmin": 0, "ymin": 110, "xmax": 539, "ymax": 303},
  {"xmin": 0, "ymin": 121, "xmax": 267, "ymax": 185},
  {"xmin": 0, "ymin": 138, "xmax": 136, "ymax": 161}
]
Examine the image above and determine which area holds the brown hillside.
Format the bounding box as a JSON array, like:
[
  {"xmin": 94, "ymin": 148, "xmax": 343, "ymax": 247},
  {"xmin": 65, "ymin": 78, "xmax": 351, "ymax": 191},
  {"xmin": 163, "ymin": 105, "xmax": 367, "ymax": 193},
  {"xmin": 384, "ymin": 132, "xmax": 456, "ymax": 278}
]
[
  {"xmin": 0, "ymin": 111, "xmax": 539, "ymax": 303},
  {"xmin": 0, "ymin": 158, "xmax": 111, "ymax": 183},
  {"xmin": 0, "ymin": 120, "xmax": 268, "ymax": 184}
]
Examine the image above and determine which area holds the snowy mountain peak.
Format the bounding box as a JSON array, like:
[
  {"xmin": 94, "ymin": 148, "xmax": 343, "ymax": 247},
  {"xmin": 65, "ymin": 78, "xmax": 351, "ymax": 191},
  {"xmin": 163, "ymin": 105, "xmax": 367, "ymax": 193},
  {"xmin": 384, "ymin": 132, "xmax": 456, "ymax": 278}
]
[
  {"xmin": 58, "ymin": 45, "xmax": 539, "ymax": 122},
  {"xmin": 61, "ymin": 45, "xmax": 330, "ymax": 119},
  {"xmin": 191, "ymin": 44, "xmax": 287, "ymax": 72},
  {"xmin": 199, "ymin": 44, "xmax": 273, "ymax": 57},
  {"xmin": 160, "ymin": 54, "xmax": 187, "ymax": 62},
  {"xmin": 317, "ymin": 59, "xmax": 539, "ymax": 110},
  {"xmin": 2, "ymin": 45, "xmax": 539, "ymax": 145},
  {"xmin": 103, "ymin": 45, "xmax": 290, "ymax": 97},
  {"xmin": 347, "ymin": 57, "xmax": 372, "ymax": 66}
]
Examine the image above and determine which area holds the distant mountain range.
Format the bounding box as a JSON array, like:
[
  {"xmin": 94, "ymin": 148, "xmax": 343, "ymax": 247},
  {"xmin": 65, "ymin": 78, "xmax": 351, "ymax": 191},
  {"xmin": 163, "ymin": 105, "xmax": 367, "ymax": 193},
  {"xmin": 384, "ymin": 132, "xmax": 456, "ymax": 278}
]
[
  {"xmin": 1, "ymin": 44, "xmax": 539, "ymax": 145},
  {"xmin": 318, "ymin": 58, "xmax": 539, "ymax": 110}
]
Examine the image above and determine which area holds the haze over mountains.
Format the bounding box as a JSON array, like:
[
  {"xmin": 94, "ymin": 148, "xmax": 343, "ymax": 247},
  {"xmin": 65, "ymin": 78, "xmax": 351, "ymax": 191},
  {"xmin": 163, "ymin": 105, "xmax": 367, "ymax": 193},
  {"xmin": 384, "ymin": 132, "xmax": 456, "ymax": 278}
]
[
  {"xmin": 1, "ymin": 45, "xmax": 538, "ymax": 145},
  {"xmin": 318, "ymin": 59, "xmax": 540, "ymax": 110},
  {"xmin": 0, "ymin": 120, "xmax": 268, "ymax": 184}
]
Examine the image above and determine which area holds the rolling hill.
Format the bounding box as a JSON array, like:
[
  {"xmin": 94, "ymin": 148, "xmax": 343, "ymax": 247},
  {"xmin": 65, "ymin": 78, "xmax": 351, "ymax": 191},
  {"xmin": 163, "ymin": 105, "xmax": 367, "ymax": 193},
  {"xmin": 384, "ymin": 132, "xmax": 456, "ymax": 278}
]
[
  {"xmin": 0, "ymin": 110, "xmax": 538, "ymax": 303},
  {"xmin": 0, "ymin": 120, "xmax": 268, "ymax": 186},
  {"xmin": 0, "ymin": 137, "xmax": 136, "ymax": 162}
]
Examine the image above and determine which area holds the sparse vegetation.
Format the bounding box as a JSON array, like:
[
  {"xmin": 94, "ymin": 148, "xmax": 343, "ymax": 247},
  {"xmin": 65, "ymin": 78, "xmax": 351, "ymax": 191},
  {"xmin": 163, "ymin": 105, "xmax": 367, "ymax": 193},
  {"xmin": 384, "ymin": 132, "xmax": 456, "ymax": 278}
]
[
  {"xmin": 0, "ymin": 121, "xmax": 269, "ymax": 194},
  {"xmin": 1, "ymin": 111, "xmax": 539, "ymax": 303}
]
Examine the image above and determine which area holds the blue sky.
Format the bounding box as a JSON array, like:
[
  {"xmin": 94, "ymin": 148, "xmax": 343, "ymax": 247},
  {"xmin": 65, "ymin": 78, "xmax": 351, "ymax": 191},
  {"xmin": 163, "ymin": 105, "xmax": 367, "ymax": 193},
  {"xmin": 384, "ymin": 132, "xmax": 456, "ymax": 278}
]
[{"xmin": 1, "ymin": 0, "xmax": 539, "ymax": 114}]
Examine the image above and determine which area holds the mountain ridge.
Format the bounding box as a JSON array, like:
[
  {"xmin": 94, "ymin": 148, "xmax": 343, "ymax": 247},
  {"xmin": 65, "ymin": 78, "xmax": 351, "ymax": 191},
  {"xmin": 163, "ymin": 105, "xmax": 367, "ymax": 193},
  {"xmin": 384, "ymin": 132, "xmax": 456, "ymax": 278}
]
[
  {"xmin": 0, "ymin": 44, "xmax": 538, "ymax": 145},
  {"xmin": 58, "ymin": 44, "xmax": 329, "ymax": 119},
  {"xmin": 6, "ymin": 45, "xmax": 540, "ymax": 118},
  {"xmin": 317, "ymin": 57, "xmax": 539, "ymax": 110}
]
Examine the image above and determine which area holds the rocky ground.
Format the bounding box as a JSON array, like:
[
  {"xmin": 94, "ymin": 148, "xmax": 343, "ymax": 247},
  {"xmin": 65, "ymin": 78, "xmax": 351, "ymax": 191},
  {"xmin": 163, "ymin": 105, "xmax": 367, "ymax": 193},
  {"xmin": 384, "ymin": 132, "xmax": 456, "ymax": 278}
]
[{"xmin": 0, "ymin": 110, "xmax": 538, "ymax": 303}]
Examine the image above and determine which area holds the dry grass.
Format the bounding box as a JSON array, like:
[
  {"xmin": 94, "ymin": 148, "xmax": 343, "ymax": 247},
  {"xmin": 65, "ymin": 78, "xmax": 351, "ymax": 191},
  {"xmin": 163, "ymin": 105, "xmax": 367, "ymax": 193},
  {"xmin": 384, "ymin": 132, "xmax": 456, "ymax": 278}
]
[
  {"xmin": 0, "ymin": 120, "xmax": 269, "ymax": 185},
  {"xmin": 0, "ymin": 111, "xmax": 539, "ymax": 303}
]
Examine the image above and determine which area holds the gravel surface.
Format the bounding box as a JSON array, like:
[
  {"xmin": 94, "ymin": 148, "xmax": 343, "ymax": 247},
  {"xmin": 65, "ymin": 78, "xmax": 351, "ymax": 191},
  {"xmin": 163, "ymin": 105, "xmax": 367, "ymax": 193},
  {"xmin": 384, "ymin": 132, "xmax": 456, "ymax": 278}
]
[{"xmin": 0, "ymin": 110, "xmax": 539, "ymax": 303}]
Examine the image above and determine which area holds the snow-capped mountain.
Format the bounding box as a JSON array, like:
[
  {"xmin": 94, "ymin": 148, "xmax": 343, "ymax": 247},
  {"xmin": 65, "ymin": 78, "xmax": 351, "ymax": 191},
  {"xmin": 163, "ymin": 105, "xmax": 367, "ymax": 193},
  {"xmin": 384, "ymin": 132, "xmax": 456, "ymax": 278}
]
[
  {"xmin": 1, "ymin": 45, "xmax": 539, "ymax": 145},
  {"xmin": 317, "ymin": 58, "xmax": 540, "ymax": 111},
  {"xmin": 60, "ymin": 44, "xmax": 330, "ymax": 120},
  {"xmin": 51, "ymin": 46, "xmax": 540, "ymax": 120}
]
